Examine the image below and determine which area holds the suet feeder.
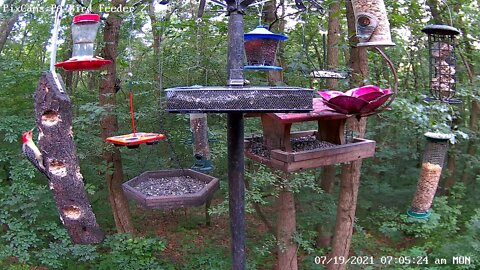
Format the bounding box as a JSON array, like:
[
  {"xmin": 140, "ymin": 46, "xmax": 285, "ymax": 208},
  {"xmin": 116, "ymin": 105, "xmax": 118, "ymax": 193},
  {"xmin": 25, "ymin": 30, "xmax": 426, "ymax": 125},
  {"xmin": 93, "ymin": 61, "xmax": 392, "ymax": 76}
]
[
  {"xmin": 55, "ymin": 14, "xmax": 111, "ymax": 71},
  {"xmin": 408, "ymin": 132, "xmax": 451, "ymax": 219},
  {"xmin": 422, "ymin": 25, "xmax": 461, "ymax": 104},
  {"xmin": 244, "ymin": 26, "xmax": 288, "ymax": 70},
  {"xmin": 351, "ymin": 0, "xmax": 395, "ymax": 47}
]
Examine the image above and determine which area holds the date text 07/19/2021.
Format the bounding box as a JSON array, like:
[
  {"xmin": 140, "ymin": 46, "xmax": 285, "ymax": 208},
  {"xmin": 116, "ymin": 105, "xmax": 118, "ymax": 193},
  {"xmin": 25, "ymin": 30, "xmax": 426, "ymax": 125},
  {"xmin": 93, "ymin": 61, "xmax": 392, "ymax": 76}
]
[{"xmin": 314, "ymin": 255, "xmax": 473, "ymax": 266}]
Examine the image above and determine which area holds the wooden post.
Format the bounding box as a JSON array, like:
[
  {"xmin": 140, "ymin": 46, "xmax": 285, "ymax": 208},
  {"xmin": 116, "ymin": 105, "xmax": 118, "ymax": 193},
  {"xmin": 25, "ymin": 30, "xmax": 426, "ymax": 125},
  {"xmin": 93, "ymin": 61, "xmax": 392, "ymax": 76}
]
[
  {"xmin": 276, "ymin": 184, "xmax": 298, "ymax": 270},
  {"xmin": 327, "ymin": 118, "xmax": 366, "ymax": 270},
  {"xmin": 34, "ymin": 71, "xmax": 104, "ymax": 244},
  {"xmin": 226, "ymin": 3, "xmax": 246, "ymax": 269}
]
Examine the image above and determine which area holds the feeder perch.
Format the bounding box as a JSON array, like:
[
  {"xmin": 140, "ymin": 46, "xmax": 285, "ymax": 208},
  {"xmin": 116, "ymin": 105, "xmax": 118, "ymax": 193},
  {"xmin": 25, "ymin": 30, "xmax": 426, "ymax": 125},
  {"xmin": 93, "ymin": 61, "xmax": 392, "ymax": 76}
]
[
  {"xmin": 408, "ymin": 132, "xmax": 451, "ymax": 219},
  {"xmin": 191, "ymin": 154, "xmax": 214, "ymax": 174},
  {"xmin": 122, "ymin": 169, "xmax": 219, "ymax": 209},
  {"xmin": 351, "ymin": 0, "xmax": 395, "ymax": 47},
  {"xmin": 55, "ymin": 14, "xmax": 111, "ymax": 71},
  {"xmin": 244, "ymin": 26, "xmax": 288, "ymax": 70},
  {"xmin": 422, "ymin": 25, "xmax": 461, "ymax": 104},
  {"xmin": 106, "ymin": 132, "xmax": 166, "ymax": 148},
  {"xmin": 245, "ymin": 98, "xmax": 376, "ymax": 172}
]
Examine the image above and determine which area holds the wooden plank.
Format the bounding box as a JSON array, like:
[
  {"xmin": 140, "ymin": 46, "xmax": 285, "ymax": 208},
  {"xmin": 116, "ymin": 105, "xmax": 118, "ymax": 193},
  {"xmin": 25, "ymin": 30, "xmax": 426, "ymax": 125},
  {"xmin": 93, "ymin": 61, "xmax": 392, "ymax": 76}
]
[
  {"xmin": 270, "ymin": 99, "xmax": 351, "ymax": 124},
  {"xmin": 261, "ymin": 114, "xmax": 292, "ymax": 151},
  {"xmin": 317, "ymin": 118, "xmax": 346, "ymax": 144},
  {"xmin": 245, "ymin": 150, "xmax": 273, "ymax": 167},
  {"xmin": 271, "ymin": 139, "xmax": 374, "ymax": 163}
]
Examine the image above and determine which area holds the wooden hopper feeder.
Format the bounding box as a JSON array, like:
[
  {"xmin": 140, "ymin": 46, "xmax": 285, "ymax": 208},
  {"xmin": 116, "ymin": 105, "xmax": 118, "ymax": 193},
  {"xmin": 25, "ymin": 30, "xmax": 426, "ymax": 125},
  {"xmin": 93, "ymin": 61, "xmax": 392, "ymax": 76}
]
[
  {"xmin": 245, "ymin": 98, "xmax": 376, "ymax": 172},
  {"xmin": 55, "ymin": 14, "xmax": 111, "ymax": 71},
  {"xmin": 122, "ymin": 169, "xmax": 219, "ymax": 209}
]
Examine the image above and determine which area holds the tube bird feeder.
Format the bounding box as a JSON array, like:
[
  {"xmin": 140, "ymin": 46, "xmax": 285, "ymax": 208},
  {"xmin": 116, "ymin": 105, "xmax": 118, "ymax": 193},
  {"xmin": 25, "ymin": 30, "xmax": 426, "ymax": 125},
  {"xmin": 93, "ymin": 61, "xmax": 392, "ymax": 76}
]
[
  {"xmin": 56, "ymin": 14, "xmax": 111, "ymax": 71},
  {"xmin": 351, "ymin": 0, "xmax": 395, "ymax": 47},
  {"xmin": 422, "ymin": 25, "xmax": 461, "ymax": 104},
  {"xmin": 244, "ymin": 26, "xmax": 288, "ymax": 70},
  {"xmin": 408, "ymin": 132, "xmax": 451, "ymax": 219}
]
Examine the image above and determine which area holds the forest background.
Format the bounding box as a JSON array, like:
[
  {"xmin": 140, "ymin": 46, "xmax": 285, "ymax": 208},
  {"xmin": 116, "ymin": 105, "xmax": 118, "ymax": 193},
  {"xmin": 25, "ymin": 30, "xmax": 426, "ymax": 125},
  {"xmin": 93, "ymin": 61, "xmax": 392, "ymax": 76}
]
[{"xmin": 0, "ymin": 0, "xmax": 479, "ymax": 269}]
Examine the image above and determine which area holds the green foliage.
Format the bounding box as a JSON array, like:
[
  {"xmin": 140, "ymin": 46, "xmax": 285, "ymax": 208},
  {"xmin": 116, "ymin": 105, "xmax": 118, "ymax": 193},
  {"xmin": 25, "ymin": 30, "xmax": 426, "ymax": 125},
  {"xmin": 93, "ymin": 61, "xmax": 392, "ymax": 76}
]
[{"xmin": 94, "ymin": 234, "xmax": 170, "ymax": 270}]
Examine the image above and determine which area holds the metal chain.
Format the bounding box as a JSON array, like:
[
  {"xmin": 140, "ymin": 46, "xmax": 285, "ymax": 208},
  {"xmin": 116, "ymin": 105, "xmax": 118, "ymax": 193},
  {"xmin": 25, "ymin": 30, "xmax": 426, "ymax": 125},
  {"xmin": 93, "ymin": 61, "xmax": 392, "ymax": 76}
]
[{"xmin": 155, "ymin": 11, "xmax": 185, "ymax": 171}]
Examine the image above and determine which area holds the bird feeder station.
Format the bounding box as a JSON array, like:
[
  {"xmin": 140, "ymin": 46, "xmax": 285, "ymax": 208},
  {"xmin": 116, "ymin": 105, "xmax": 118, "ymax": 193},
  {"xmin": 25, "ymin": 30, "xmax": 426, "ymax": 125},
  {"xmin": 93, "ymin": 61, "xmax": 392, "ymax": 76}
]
[
  {"xmin": 351, "ymin": 0, "xmax": 395, "ymax": 47},
  {"xmin": 408, "ymin": 132, "xmax": 451, "ymax": 219},
  {"xmin": 55, "ymin": 13, "xmax": 111, "ymax": 71},
  {"xmin": 244, "ymin": 26, "xmax": 288, "ymax": 70},
  {"xmin": 422, "ymin": 25, "xmax": 461, "ymax": 104},
  {"xmin": 245, "ymin": 99, "xmax": 376, "ymax": 173}
]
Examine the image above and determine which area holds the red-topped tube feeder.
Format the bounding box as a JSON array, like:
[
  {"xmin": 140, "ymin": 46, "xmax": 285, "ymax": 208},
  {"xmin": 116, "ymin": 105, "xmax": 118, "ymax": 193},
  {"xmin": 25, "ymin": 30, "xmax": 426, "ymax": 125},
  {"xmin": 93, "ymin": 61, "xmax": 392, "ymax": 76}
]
[{"xmin": 55, "ymin": 14, "xmax": 111, "ymax": 71}]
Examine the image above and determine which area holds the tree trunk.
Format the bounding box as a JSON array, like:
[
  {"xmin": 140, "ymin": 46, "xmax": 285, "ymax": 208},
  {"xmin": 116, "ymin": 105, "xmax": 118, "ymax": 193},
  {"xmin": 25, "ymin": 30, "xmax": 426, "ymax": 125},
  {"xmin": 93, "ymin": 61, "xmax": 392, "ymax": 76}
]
[
  {"xmin": 327, "ymin": 1, "xmax": 369, "ymax": 268},
  {"xmin": 462, "ymin": 100, "xmax": 479, "ymax": 184},
  {"xmin": 455, "ymin": 12, "xmax": 478, "ymax": 185},
  {"xmin": 266, "ymin": 0, "xmax": 285, "ymax": 85},
  {"xmin": 35, "ymin": 71, "xmax": 104, "ymax": 244},
  {"xmin": 99, "ymin": 0, "xmax": 134, "ymax": 234},
  {"xmin": 317, "ymin": 0, "xmax": 342, "ymax": 248},
  {"xmin": 277, "ymin": 188, "xmax": 297, "ymax": 270},
  {"xmin": 443, "ymin": 147, "xmax": 456, "ymax": 194},
  {"xmin": 0, "ymin": 0, "xmax": 26, "ymax": 54},
  {"xmin": 320, "ymin": 0, "xmax": 342, "ymax": 192}
]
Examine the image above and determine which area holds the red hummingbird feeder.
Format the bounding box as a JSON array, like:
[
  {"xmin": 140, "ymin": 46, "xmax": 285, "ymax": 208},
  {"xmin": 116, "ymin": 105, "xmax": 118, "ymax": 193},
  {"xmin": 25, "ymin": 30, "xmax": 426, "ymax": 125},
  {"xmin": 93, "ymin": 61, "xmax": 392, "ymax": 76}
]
[{"xmin": 55, "ymin": 13, "xmax": 111, "ymax": 71}]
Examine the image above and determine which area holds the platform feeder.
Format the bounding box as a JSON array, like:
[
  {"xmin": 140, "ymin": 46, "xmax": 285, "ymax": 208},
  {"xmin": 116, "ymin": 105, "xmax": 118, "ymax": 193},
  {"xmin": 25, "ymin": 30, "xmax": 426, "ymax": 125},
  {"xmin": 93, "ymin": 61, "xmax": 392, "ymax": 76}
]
[
  {"xmin": 55, "ymin": 14, "xmax": 111, "ymax": 71},
  {"xmin": 422, "ymin": 25, "xmax": 461, "ymax": 104},
  {"xmin": 408, "ymin": 132, "xmax": 451, "ymax": 219},
  {"xmin": 244, "ymin": 26, "xmax": 288, "ymax": 70}
]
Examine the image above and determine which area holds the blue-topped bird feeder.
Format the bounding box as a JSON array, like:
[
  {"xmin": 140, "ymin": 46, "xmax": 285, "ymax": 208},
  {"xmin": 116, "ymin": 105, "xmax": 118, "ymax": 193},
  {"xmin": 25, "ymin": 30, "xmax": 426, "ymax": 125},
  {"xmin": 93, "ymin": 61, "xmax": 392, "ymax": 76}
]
[{"xmin": 244, "ymin": 26, "xmax": 288, "ymax": 70}]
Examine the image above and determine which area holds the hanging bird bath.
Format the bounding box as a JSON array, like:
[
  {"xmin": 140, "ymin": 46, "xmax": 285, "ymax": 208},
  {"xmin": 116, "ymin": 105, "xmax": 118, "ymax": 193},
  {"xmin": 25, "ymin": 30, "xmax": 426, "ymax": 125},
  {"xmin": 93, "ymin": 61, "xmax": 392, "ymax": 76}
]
[
  {"xmin": 55, "ymin": 13, "xmax": 111, "ymax": 71},
  {"xmin": 408, "ymin": 132, "xmax": 451, "ymax": 219},
  {"xmin": 122, "ymin": 169, "xmax": 219, "ymax": 209},
  {"xmin": 244, "ymin": 26, "xmax": 288, "ymax": 70},
  {"xmin": 422, "ymin": 25, "xmax": 461, "ymax": 104}
]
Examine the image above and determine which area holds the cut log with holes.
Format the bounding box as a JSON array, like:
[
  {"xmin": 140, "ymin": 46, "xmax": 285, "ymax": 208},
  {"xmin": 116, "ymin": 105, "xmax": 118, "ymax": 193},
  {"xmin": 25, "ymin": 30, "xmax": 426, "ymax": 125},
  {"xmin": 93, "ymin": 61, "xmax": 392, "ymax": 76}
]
[{"xmin": 34, "ymin": 71, "xmax": 104, "ymax": 244}]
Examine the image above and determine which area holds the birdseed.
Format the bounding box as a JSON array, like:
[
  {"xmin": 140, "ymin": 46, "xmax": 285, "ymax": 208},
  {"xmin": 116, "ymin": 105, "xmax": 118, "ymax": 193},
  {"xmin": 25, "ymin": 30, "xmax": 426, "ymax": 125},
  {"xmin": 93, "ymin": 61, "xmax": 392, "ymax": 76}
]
[{"xmin": 134, "ymin": 176, "xmax": 206, "ymax": 197}]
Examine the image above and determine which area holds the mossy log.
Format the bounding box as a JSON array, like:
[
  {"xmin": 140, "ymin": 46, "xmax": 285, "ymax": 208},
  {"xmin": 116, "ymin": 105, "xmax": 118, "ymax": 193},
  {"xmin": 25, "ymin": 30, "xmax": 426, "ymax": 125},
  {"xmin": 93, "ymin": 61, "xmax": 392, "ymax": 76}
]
[{"xmin": 34, "ymin": 71, "xmax": 104, "ymax": 244}]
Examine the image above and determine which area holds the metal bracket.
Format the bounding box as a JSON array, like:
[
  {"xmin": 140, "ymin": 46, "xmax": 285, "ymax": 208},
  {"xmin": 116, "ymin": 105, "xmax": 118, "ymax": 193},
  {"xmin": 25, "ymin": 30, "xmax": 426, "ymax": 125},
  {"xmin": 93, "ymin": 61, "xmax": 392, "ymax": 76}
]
[
  {"xmin": 51, "ymin": 70, "xmax": 65, "ymax": 93},
  {"xmin": 225, "ymin": 0, "xmax": 255, "ymax": 15},
  {"xmin": 228, "ymin": 69, "xmax": 245, "ymax": 86}
]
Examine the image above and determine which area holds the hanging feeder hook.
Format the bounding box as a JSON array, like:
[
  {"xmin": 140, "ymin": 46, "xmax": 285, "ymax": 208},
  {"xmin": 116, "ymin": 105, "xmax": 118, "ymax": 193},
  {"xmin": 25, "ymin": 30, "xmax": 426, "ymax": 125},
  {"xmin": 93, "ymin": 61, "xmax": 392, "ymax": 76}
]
[{"xmin": 359, "ymin": 47, "xmax": 398, "ymax": 117}]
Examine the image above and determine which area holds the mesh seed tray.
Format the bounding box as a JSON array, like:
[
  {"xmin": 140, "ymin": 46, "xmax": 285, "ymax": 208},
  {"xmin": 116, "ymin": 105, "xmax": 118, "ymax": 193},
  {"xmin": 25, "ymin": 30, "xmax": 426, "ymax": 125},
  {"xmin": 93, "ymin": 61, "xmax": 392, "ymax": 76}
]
[
  {"xmin": 166, "ymin": 86, "xmax": 313, "ymax": 113},
  {"xmin": 122, "ymin": 169, "xmax": 219, "ymax": 209}
]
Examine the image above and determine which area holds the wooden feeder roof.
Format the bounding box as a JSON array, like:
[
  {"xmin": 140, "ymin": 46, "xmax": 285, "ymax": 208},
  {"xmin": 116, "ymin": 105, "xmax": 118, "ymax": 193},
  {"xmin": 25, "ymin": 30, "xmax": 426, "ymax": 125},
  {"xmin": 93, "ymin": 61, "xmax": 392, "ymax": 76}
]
[{"xmin": 266, "ymin": 98, "xmax": 350, "ymax": 124}]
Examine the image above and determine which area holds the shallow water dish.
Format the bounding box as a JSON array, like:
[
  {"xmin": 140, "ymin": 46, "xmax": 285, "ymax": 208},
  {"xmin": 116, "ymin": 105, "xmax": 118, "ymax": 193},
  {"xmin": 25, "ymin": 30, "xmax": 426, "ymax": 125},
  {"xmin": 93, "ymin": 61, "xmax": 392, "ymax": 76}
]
[
  {"xmin": 318, "ymin": 85, "xmax": 392, "ymax": 114},
  {"xmin": 122, "ymin": 169, "xmax": 219, "ymax": 209}
]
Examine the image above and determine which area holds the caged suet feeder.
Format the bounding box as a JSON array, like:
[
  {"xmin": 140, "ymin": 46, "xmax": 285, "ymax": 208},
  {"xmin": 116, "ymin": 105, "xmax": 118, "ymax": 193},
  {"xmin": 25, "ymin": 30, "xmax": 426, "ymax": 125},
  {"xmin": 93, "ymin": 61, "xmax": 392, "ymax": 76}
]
[
  {"xmin": 408, "ymin": 132, "xmax": 451, "ymax": 219},
  {"xmin": 55, "ymin": 14, "xmax": 111, "ymax": 71},
  {"xmin": 422, "ymin": 25, "xmax": 461, "ymax": 104},
  {"xmin": 244, "ymin": 26, "xmax": 288, "ymax": 70}
]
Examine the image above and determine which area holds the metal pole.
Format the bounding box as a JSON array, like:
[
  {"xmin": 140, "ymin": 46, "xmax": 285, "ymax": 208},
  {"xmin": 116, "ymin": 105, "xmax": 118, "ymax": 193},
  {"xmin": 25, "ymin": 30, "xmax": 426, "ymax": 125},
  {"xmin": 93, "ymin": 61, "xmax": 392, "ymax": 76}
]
[{"xmin": 227, "ymin": 8, "xmax": 246, "ymax": 270}]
